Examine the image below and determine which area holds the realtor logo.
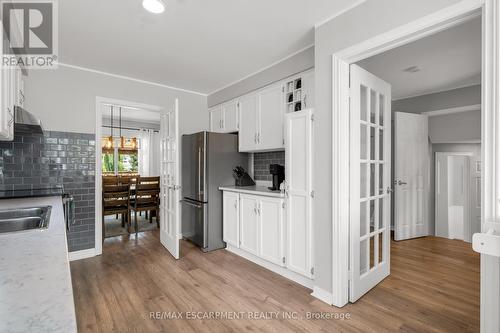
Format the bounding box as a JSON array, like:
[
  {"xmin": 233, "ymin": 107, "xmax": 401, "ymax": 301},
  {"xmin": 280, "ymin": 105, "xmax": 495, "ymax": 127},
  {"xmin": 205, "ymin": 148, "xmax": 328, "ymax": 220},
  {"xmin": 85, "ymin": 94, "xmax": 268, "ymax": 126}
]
[{"xmin": 2, "ymin": 0, "xmax": 58, "ymax": 68}]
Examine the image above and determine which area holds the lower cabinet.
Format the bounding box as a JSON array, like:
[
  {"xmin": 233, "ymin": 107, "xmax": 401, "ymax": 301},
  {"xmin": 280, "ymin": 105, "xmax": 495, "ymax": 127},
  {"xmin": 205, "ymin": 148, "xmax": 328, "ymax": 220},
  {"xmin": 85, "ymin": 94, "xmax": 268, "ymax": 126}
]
[
  {"xmin": 259, "ymin": 196, "xmax": 284, "ymax": 266},
  {"xmin": 222, "ymin": 191, "xmax": 288, "ymax": 269},
  {"xmin": 239, "ymin": 194, "xmax": 260, "ymax": 256},
  {"xmin": 222, "ymin": 191, "xmax": 239, "ymax": 247}
]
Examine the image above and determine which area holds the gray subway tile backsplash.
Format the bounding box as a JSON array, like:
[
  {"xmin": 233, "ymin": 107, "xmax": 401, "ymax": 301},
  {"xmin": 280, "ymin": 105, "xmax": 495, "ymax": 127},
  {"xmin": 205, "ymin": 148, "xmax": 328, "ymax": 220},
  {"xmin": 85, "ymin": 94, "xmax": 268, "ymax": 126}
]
[
  {"xmin": 0, "ymin": 130, "xmax": 95, "ymax": 252},
  {"xmin": 253, "ymin": 151, "xmax": 285, "ymax": 181}
]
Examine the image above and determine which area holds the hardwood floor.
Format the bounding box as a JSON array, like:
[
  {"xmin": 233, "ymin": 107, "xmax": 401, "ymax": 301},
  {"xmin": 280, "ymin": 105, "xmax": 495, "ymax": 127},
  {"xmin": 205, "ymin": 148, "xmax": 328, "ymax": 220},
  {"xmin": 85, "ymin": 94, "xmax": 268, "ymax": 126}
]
[{"xmin": 70, "ymin": 232, "xmax": 479, "ymax": 332}]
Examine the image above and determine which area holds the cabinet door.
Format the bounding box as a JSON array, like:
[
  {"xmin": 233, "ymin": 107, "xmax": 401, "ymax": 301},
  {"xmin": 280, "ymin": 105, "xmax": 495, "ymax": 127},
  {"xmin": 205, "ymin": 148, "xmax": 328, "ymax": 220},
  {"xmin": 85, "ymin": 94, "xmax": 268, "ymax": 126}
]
[
  {"xmin": 259, "ymin": 197, "xmax": 284, "ymax": 266},
  {"xmin": 239, "ymin": 194, "xmax": 259, "ymax": 255},
  {"xmin": 302, "ymin": 70, "xmax": 315, "ymax": 109},
  {"xmin": 223, "ymin": 191, "xmax": 240, "ymax": 247},
  {"xmin": 238, "ymin": 92, "xmax": 258, "ymax": 152},
  {"xmin": 222, "ymin": 99, "xmax": 239, "ymax": 133},
  {"xmin": 285, "ymin": 109, "xmax": 313, "ymax": 278},
  {"xmin": 209, "ymin": 105, "xmax": 223, "ymax": 132},
  {"xmin": 258, "ymin": 83, "xmax": 284, "ymax": 150}
]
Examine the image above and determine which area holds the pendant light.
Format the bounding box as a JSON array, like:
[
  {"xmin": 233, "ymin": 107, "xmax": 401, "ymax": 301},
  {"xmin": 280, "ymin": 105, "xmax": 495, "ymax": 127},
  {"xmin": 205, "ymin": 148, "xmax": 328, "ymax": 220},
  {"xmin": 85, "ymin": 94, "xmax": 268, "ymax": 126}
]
[
  {"xmin": 119, "ymin": 107, "xmax": 124, "ymax": 149},
  {"xmin": 142, "ymin": 0, "xmax": 165, "ymax": 14},
  {"xmin": 105, "ymin": 106, "xmax": 114, "ymax": 149}
]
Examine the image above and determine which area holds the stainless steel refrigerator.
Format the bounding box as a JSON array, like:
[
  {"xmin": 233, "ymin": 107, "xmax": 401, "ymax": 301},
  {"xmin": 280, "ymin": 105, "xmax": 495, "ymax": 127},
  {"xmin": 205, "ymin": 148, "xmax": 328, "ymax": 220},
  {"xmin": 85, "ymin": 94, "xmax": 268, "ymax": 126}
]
[{"xmin": 181, "ymin": 131, "xmax": 248, "ymax": 252}]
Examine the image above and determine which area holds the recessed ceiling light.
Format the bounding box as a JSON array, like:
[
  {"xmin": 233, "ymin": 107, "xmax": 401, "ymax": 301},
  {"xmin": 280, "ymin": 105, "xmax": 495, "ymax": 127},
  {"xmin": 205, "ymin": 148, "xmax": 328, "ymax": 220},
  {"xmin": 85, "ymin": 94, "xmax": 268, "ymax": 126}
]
[
  {"xmin": 403, "ymin": 66, "xmax": 421, "ymax": 73},
  {"xmin": 143, "ymin": 0, "xmax": 165, "ymax": 14}
]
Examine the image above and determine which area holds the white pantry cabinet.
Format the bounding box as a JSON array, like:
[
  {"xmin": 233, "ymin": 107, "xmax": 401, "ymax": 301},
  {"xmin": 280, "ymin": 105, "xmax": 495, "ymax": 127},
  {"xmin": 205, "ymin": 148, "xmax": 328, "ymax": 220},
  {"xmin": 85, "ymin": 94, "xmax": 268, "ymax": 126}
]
[
  {"xmin": 0, "ymin": 65, "xmax": 21, "ymax": 141},
  {"xmin": 222, "ymin": 191, "xmax": 239, "ymax": 248},
  {"xmin": 239, "ymin": 194, "xmax": 260, "ymax": 256},
  {"xmin": 209, "ymin": 99, "xmax": 239, "ymax": 133},
  {"xmin": 284, "ymin": 109, "xmax": 314, "ymax": 278}
]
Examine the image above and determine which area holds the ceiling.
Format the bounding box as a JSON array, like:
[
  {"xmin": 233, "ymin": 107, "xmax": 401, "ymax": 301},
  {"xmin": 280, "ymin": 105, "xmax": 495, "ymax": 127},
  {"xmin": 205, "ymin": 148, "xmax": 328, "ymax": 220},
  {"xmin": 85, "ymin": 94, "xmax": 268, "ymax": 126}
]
[
  {"xmin": 356, "ymin": 16, "xmax": 481, "ymax": 100},
  {"xmin": 59, "ymin": 0, "xmax": 359, "ymax": 95}
]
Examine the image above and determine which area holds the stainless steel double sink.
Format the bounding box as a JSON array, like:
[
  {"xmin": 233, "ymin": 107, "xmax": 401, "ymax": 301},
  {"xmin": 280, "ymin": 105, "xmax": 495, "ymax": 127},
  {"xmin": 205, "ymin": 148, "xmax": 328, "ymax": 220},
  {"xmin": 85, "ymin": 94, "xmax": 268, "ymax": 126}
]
[{"xmin": 0, "ymin": 206, "xmax": 52, "ymax": 234}]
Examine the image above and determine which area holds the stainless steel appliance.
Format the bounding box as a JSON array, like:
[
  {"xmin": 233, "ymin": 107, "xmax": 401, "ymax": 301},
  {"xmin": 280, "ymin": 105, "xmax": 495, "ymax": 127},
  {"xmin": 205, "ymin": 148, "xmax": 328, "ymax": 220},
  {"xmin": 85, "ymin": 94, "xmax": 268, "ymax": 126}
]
[{"xmin": 181, "ymin": 132, "xmax": 248, "ymax": 252}]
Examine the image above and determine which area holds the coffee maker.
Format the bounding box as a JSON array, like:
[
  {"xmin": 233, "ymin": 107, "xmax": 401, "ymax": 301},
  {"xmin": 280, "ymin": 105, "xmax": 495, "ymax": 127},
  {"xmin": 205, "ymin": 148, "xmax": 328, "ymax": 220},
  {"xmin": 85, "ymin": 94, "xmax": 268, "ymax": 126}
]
[{"xmin": 268, "ymin": 164, "xmax": 285, "ymax": 191}]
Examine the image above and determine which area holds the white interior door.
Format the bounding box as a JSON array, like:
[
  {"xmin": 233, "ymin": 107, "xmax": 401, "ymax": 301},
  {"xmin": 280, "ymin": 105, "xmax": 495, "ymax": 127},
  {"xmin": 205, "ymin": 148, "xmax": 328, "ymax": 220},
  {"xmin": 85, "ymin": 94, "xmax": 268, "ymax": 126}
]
[
  {"xmin": 394, "ymin": 112, "xmax": 429, "ymax": 241},
  {"xmin": 349, "ymin": 64, "xmax": 391, "ymax": 302},
  {"xmin": 160, "ymin": 99, "xmax": 181, "ymax": 259}
]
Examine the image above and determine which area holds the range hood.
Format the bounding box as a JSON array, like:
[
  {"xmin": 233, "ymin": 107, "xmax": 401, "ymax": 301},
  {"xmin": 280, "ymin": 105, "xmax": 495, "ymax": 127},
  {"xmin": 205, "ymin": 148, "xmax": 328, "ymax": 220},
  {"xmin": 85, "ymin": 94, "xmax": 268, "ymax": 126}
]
[{"xmin": 14, "ymin": 106, "xmax": 44, "ymax": 134}]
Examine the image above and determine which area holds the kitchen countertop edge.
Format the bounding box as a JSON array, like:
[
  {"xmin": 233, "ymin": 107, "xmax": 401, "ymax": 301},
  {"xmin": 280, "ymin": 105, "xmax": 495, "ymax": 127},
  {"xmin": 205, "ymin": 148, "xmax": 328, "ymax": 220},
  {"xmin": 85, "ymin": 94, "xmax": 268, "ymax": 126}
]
[{"xmin": 219, "ymin": 185, "xmax": 285, "ymax": 198}]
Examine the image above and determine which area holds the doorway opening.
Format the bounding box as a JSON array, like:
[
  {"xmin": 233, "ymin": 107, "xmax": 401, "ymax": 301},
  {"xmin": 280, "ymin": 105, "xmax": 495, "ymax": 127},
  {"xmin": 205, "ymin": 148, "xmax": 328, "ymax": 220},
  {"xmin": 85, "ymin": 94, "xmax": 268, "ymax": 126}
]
[
  {"xmin": 349, "ymin": 10, "xmax": 482, "ymax": 328},
  {"xmin": 95, "ymin": 97, "xmax": 182, "ymax": 260}
]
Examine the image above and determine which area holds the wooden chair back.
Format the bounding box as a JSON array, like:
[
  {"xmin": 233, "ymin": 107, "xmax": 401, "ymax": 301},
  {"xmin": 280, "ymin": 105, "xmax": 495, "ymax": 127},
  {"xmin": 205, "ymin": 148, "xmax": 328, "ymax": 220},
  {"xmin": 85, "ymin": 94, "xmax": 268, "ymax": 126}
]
[
  {"xmin": 102, "ymin": 184, "xmax": 130, "ymax": 214},
  {"xmin": 134, "ymin": 183, "xmax": 160, "ymax": 210},
  {"xmin": 102, "ymin": 175, "xmax": 119, "ymax": 186},
  {"xmin": 137, "ymin": 176, "xmax": 160, "ymax": 185},
  {"xmin": 119, "ymin": 175, "xmax": 137, "ymax": 185}
]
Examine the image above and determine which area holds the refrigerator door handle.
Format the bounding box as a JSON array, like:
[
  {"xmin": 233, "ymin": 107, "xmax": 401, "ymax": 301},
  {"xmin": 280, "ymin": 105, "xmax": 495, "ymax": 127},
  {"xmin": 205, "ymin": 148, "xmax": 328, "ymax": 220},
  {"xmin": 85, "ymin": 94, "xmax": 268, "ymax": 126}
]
[
  {"xmin": 198, "ymin": 147, "xmax": 201, "ymax": 197},
  {"xmin": 181, "ymin": 199, "xmax": 203, "ymax": 208}
]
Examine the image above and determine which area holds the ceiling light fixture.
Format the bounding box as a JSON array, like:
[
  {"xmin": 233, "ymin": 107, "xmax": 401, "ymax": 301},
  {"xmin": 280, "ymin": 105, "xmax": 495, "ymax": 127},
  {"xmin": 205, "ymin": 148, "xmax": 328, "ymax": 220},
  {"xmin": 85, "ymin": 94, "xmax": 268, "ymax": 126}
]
[{"xmin": 143, "ymin": 0, "xmax": 165, "ymax": 14}]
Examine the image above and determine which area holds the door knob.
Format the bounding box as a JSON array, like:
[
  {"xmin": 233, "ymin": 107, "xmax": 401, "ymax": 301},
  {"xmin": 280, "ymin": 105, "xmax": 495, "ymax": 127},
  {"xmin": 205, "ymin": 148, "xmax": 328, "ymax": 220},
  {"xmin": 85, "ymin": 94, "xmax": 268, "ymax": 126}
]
[{"xmin": 395, "ymin": 180, "xmax": 407, "ymax": 186}]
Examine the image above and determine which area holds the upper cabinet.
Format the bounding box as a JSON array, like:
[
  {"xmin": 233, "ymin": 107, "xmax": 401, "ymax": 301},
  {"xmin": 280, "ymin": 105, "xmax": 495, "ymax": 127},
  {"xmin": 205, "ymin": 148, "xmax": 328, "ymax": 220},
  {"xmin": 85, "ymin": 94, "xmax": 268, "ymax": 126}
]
[
  {"xmin": 209, "ymin": 99, "xmax": 239, "ymax": 133},
  {"xmin": 209, "ymin": 69, "xmax": 314, "ymax": 152}
]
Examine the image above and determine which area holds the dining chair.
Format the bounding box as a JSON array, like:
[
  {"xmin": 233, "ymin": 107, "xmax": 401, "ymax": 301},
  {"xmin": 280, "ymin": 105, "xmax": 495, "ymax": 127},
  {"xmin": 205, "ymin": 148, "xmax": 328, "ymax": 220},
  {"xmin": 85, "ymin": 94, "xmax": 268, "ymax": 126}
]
[
  {"xmin": 136, "ymin": 176, "xmax": 160, "ymax": 221},
  {"xmin": 102, "ymin": 184, "xmax": 131, "ymax": 242},
  {"xmin": 132, "ymin": 182, "xmax": 160, "ymax": 234}
]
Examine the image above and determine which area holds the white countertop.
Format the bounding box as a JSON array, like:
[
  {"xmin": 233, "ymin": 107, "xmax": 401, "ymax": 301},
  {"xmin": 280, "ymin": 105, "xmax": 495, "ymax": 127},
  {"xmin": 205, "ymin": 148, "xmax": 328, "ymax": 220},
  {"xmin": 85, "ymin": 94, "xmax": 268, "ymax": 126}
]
[
  {"xmin": 0, "ymin": 196, "xmax": 77, "ymax": 333},
  {"xmin": 219, "ymin": 185, "xmax": 285, "ymax": 198}
]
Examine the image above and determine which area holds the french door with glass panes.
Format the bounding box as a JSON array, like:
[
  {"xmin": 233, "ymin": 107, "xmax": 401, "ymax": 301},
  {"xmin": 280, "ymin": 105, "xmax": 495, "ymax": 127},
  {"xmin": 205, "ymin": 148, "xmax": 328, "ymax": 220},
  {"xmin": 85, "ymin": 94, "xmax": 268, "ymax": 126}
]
[{"xmin": 349, "ymin": 64, "xmax": 392, "ymax": 302}]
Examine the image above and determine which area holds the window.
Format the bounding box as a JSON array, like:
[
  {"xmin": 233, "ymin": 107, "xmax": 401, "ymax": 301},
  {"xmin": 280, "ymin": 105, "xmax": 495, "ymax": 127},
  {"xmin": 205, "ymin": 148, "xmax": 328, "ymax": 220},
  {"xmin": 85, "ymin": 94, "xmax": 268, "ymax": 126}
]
[
  {"xmin": 118, "ymin": 150, "xmax": 138, "ymax": 173},
  {"xmin": 101, "ymin": 137, "xmax": 139, "ymax": 175}
]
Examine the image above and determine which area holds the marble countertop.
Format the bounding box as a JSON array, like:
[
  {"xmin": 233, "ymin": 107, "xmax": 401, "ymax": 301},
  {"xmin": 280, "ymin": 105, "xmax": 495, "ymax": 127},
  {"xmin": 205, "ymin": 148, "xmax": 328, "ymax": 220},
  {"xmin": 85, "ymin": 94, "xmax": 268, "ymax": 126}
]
[
  {"xmin": 0, "ymin": 196, "xmax": 77, "ymax": 333},
  {"xmin": 219, "ymin": 185, "xmax": 285, "ymax": 198}
]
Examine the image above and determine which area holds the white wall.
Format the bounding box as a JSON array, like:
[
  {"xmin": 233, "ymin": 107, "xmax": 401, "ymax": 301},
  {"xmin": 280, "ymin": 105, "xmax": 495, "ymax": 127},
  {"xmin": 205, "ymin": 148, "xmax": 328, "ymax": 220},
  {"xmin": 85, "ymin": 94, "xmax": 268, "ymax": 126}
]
[
  {"xmin": 428, "ymin": 110, "xmax": 481, "ymax": 143},
  {"xmin": 314, "ymin": 0, "xmax": 463, "ymax": 294},
  {"xmin": 208, "ymin": 46, "xmax": 314, "ymax": 107},
  {"xmin": 24, "ymin": 65, "xmax": 208, "ymax": 136}
]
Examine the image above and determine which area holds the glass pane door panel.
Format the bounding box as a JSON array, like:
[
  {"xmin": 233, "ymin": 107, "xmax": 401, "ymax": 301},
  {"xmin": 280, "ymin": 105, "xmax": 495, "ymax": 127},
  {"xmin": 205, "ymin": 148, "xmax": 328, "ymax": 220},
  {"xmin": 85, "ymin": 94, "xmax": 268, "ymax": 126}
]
[
  {"xmin": 360, "ymin": 201, "xmax": 368, "ymax": 237},
  {"xmin": 360, "ymin": 85, "xmax": 368, "ymax": 122}
]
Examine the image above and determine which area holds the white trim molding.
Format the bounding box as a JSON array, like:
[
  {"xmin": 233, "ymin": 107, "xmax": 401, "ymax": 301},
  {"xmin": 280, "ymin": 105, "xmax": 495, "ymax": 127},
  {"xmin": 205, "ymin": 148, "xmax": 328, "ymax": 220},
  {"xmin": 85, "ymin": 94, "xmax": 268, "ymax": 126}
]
[
  {"xmin": 330, "ymin": 0, "xmax": 496, "ymax": 315},
  {"xmin": 423, "ymin": 104, "xmax": 481, "ymax": 117},
  {"xmin": 68, "ymin": 248, "xmax": 96, "ymax": 261},
  {"xmin": 311, "ymin": 286, "xmax": 334, "ymax": 305},
  {"xmin": 94, "ymin": 96, "xmax": 165, "ymax": 256},
  {"xmin": 59, "ymin": 63, "xmax": 207, "ymax": 97}
]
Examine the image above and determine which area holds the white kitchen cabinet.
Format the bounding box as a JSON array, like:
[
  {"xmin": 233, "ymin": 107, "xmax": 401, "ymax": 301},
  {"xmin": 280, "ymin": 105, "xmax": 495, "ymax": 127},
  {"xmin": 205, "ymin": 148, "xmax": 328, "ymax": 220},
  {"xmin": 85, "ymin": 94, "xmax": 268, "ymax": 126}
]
[
  {"xmin": 285, "ymin": 109, "xmax": 314, "ymax": 278},
  {"xmin": 222, "ymin": 99, "xmax": 239, "ymax": 132},
  {"xmin": 238, "ymin": 92, "xmax": 259, "ymax": 152},
  {"xmin": 259, "ymin": 196, "xmax": 285, "ymax": 266},
  {"xmin": 239, "ymin": 194, "xmax": 260, "ymax": 255},
  {"xmin": 0, "ymin": 66, "xmax": 16, "ymax": 141},
  {"xmin": 209, "ymin": 105, "xmax": 224, "ymax": 133},
  {"xmin": 223, "ymin": 191, "xmax": 240, "ymax": 248},
  {"xmin": 301, "ymin": 70, "xmax": 315, "ymax": 110},
  {"xmin": 209, "ymin": 99, "xmax": 239, "ymax": 133},
  {"xmin": 257, "ymin": 83, "xmax": 284, "ymax": 150}
]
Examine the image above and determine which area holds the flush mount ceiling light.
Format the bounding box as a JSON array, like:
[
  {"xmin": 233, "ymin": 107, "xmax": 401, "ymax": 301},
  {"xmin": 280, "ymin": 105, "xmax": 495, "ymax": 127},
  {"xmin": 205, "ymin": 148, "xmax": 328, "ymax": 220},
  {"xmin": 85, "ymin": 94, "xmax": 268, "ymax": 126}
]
[{"xmin": 143, "ymin": 0, "xmax": 165, "ymax": 14}]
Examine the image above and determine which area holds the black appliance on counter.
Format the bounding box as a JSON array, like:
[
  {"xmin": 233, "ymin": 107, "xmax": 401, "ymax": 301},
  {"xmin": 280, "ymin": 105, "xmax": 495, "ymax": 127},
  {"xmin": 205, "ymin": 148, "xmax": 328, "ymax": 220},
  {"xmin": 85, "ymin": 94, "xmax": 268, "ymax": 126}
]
[{"xmin": 269, "ymin": 164, "xmax": 285, "ymax": 191}]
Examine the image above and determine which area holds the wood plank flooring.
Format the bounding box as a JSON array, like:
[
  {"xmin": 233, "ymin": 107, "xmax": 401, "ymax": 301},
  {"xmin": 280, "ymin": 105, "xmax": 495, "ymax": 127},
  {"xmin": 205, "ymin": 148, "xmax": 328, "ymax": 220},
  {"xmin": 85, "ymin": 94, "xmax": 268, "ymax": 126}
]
[{"xmin": 70, "ymin": 232, "xmax": 479, "ymax": 332}]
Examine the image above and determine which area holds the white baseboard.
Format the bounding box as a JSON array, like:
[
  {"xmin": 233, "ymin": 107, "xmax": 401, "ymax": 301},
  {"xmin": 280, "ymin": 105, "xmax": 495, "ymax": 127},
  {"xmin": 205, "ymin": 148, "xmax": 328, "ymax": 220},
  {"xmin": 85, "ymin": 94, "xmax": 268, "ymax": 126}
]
[
  {"xmin": 226, "ymin": 245, "xmax": 314, "ymax": 289},
  {"xmin": 68, "ymin": 248, "xmax": 96, "ymax": 261},
  {"xmin": 311, "ymin": 286, "xmax": 334, "ymax": 305}
]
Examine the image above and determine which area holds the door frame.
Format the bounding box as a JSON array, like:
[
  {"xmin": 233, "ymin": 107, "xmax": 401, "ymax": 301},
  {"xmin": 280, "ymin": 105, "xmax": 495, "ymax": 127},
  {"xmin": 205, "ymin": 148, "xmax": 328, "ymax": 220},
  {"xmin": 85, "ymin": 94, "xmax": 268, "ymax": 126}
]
[
  {"xmin": 94, "ymin": 96, "xmax": 163, "ymax": 256},
  {"xmin": 435, "ymin": 152, "xmax": 474, "ymax": 242},
  {"xmin": 330, "ymin": 0, "xmax": 499, "ymax": 313}
]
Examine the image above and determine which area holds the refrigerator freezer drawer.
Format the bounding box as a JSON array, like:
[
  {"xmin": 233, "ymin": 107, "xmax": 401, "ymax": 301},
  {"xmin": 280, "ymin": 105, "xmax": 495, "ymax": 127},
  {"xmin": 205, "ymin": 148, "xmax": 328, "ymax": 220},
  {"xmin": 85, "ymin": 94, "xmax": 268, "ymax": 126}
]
[{"xmin": 181, "ymin": 199, "xmax": 208, "ymax": 248}]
